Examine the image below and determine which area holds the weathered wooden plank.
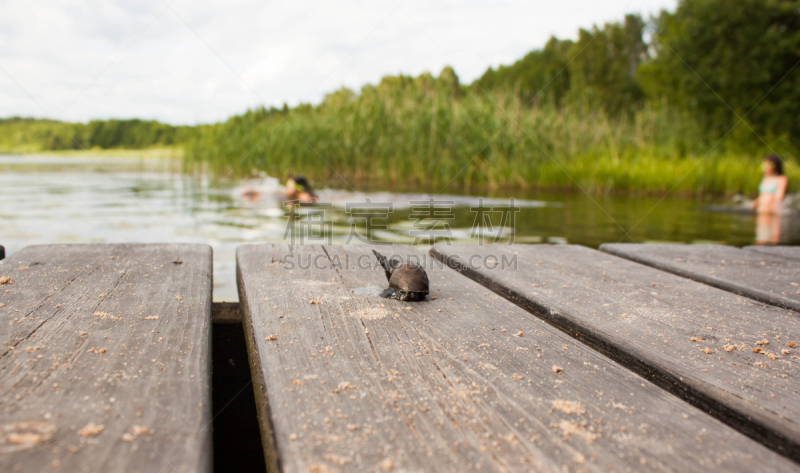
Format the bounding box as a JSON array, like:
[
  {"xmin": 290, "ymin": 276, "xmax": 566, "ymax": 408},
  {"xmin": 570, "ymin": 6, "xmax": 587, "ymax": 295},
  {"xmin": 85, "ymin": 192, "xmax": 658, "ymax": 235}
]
[
  {"xmin": 745, "ymin": 245, "xmax": 800, "ymax": 263},
  {"xmin": 431, "ymin": 244, "xmax": 800, "ymax": 463},
  {"xmin": 238, "ymin": 243, "xmax": 798, "ymax": 473},
  {"xmin": 0, "ymin": 244, "xmax": 213, "ymax": 472},
  {"xmin": 212, "ymin": 302, "xmax": 241, "ymax": 324},
  {"xmin": 600, "ymin": 243, "xmax": 800, "ymax": 312}
]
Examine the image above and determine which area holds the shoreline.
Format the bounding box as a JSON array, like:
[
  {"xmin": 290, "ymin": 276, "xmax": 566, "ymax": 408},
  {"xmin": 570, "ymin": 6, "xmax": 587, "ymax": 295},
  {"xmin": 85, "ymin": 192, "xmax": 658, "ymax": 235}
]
[
  {"xmin": 0, "ymin": 147, "xmax": 183, "ymax": 159},
  {"xmin": 0, "ymin": 151, "xmax": 767, "ymax": 200},
  {"xmin": 1, "ymin": 151, "xmax": 789, "ymax": 202}
]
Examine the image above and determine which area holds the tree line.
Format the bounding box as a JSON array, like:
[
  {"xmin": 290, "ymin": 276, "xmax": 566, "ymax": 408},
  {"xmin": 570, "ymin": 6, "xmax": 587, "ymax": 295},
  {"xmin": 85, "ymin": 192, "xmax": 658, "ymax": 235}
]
[
  {"xmin": 0, "ymin": 117, "xmax": 195, "ymax": 152},
  {"xmin": 476, "ymin": 0, "xmax": 800, "ymax": 143}
]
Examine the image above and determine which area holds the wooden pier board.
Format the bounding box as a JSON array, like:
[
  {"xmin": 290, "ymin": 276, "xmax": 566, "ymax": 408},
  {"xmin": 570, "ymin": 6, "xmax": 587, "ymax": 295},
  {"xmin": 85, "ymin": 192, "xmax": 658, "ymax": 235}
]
[
  {"xmin": 237, "ymin": 243, "xmax": 798, "ymax": 472},
  {"xmin": 600, "ymin": 243, "xmax": 800, "ymax": 312},
  {"xmin": 0, "ymin": 244, "xmax": 213, "ymax": 473},
  {"xmin": 431, "ymin": 244, "xmax": 800, "ymax": 463},
  {"xmin": 744, "ymin": 245, "xmax": 800, "ymax": 263}
]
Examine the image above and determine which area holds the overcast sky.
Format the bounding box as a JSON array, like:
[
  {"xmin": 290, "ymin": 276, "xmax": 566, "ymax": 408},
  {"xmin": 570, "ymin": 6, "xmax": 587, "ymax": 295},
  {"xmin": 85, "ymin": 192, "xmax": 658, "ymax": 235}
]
[{"xmin": 0, "ymin": 0, "xmax": 677, "ymax": 125}]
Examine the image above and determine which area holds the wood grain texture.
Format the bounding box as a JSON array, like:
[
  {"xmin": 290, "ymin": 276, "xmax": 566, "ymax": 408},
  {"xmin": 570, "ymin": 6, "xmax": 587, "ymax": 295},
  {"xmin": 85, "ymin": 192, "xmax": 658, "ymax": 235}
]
[
  {"xmin": 600, "ymin": 243, "xmax": 800, "ymax": 312},
  {"xmin": 745, "ymin": 245, "xmax": 800, "ymax": 263},
  {"xmin": 238, "ymin": 243, "xmax": 798, "ymax": 473},
  {"xmin": 0, "ymin": 244, "xmax": 213, "ymax": 473},
  {"xmin": 212, "ymin": 302, "xmax": 241, "ymax": 324},
  {"xmin": 431, "ymin": 243, "xmax": 800, "ymax": 463}
]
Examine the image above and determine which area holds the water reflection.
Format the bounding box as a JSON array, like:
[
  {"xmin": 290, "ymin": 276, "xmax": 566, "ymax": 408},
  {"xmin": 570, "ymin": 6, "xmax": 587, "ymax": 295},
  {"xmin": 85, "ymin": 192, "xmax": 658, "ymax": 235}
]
[
  {"xmin": 1, "ymin": 155, "xmax": 798, "ymax": 301},
  {"xmin": 755, "ymin": 213, "xmax": 792, "ymax": 245}
]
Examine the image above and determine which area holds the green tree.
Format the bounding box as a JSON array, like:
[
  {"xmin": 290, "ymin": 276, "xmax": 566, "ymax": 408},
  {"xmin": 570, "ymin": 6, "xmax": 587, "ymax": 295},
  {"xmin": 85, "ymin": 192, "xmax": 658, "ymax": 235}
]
[
  {"xmin": 642, "ymin": 0, "xmax": 800, "ymax": 139},
  {"xmin": 567, "ymin": 14, "xmax": 648, "ymax": 115},
  {"xmin": 473, "ymin": 37, "xmax": 573, "ymax": 107}
]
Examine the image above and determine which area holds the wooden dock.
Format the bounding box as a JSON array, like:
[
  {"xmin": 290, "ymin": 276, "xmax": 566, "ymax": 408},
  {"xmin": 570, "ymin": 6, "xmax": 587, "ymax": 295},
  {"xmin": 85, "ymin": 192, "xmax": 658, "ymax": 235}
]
[
  {"xmin": 745, "ymin": 245, "xmax": 800, "ymax": 263},
  {"xmin": 432, "ymin": 244, "xmax": 800, "ymax": 462},
  {"xmin": 600, "ymin": 243, "xmax": 800, "ymax": 311},
  {"xmin": 1, "ymin": 242, "xmax": 799, "ymax": 472},
  {"xmin": 0, "ymin": 244, "xmax": 213, "ymax": 473}
]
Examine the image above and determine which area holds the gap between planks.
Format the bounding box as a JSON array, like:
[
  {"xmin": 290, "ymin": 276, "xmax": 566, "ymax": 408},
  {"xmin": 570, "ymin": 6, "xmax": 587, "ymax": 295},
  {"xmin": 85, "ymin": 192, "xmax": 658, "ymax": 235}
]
[
  {"xmin": 237, "ymin": 243, "xmax": 798, "ymax": 473},
  {"xmin": 431, "ymin": 243, "xmax": 800, "ymax": 465}
]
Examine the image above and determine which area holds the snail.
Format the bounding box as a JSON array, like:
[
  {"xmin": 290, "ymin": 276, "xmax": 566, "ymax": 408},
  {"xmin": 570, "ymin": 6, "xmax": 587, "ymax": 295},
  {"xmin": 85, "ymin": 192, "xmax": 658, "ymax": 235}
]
[{"xmin": 372, "ymin": 250, "xmax": 429, "ymax": 302}]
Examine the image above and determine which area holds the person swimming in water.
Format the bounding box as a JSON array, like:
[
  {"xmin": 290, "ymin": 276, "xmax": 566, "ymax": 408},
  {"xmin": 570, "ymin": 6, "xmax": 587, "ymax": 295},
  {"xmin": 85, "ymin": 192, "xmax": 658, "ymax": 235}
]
[
  {"xmin": 750, "ymin": 154, "xmax": 788, "ymax": 215},
  {"xmin": 285, "ymin": 175, "xmax": 319, "ymax": 204}
]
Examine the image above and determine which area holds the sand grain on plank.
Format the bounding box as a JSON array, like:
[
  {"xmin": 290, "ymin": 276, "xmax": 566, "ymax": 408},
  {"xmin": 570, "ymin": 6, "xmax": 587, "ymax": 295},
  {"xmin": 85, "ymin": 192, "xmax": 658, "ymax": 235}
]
[
  {"xmin": 0, "ymin": 244, "xmax": 213, "ymax": 473},
  {"xmin": 433, "ymin": 243, "xmax": 800, "ymax": 463},
  {"xmin": 601, "ymin": 243, "xmax": 800, "ymax": 312},
  {"xmin": 239, "ymin": 243, "xmax": 798, "ymax": 473}
]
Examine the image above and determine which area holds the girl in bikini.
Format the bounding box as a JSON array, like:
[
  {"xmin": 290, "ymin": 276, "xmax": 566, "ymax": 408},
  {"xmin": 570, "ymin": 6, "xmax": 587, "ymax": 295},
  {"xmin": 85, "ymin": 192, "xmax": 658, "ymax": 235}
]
[
  {"xmin": 751, "ymin": 154, "xmax": 788, "ymax": 215},
  {"xmin": 751, "ymin": 155, "xmax": 789, "ymax": 244}
]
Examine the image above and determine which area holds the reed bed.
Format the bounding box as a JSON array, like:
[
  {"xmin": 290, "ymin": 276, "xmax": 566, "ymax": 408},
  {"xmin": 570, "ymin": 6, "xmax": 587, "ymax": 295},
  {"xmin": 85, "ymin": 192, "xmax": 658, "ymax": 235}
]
[{"xmin": 184, "ymin": 83, "xmax": 796, "ymax": 196}]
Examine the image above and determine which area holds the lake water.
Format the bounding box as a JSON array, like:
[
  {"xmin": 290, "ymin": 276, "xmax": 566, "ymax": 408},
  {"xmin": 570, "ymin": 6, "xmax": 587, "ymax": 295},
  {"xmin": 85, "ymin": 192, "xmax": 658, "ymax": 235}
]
[{"xmin": 2, "ymin": 155, "xmax": 798, "ymax": 301}]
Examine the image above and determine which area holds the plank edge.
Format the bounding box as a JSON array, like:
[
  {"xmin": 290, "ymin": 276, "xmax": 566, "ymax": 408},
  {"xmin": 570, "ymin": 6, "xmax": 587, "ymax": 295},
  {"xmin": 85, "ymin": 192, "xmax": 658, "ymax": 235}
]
[
  {"xmin": 429, "ymin": 245, "xmax": 800, "ymax": 464},
  {"xmin": 599, "ymin": 243, "xmax": 800, "ymax": 313},
  {"xmin": 236, "ymin": 247, "xmax": 283, "ymax": 473}
]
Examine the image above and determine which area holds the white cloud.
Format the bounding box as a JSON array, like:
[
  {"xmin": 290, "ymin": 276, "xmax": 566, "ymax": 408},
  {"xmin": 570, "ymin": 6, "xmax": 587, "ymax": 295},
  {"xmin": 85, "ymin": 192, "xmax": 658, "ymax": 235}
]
[{"xmin": 0, "ymin": 0, "xmax": 677, "ymax": 124}]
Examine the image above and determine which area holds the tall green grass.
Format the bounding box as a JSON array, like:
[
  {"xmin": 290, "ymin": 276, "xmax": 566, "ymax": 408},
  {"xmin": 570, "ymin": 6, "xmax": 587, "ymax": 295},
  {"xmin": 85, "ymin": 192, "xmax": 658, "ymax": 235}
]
[{"xmin": 184, "ymin": 77, "xmax": 797, "ymax": 196}]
